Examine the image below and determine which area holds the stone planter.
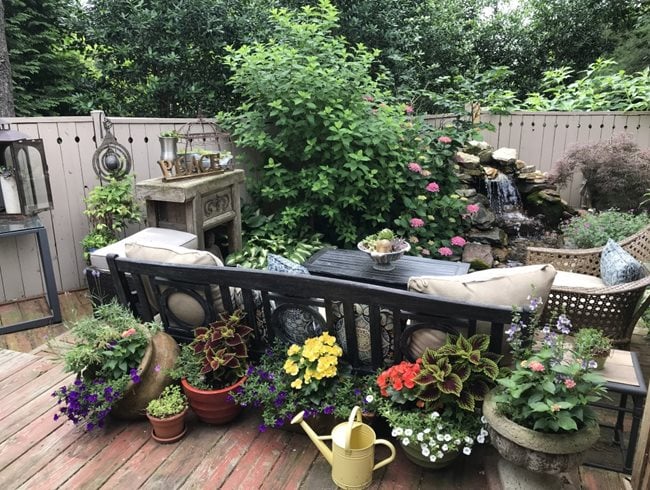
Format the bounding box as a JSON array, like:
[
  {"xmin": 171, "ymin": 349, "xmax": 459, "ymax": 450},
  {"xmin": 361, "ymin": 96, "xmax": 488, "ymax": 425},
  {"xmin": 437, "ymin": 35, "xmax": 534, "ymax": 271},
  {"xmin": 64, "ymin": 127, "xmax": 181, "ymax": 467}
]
[
  {"xmin": 483, "ymin": 389, "xmax": 599, "ymax": 474},
  {"xmin": 181, "ymin": 376, "xmax": 246, "ymax": 425},
  {"xmin": 112, "ymin": 331, "xmax": 180, "ymax": 420}
]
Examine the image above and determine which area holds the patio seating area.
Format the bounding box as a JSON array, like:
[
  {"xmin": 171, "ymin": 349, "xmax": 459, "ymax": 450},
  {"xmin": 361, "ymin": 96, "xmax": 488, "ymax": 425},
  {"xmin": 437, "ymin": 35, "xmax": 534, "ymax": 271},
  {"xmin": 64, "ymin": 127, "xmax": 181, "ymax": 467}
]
[{"xmin": 0, "ymin": 291, "xmax": 646, "ymax": 489}]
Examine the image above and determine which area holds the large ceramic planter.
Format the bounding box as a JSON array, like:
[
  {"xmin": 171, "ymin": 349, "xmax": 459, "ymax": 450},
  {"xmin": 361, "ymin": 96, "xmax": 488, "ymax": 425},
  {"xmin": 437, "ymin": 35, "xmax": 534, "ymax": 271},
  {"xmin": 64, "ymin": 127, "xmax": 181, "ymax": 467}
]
[
  {"xmin": 147, "ymin": 406, "xmax": 189, "ymax": 443},
  {"xmin": 483, "ymin": 389, "xmax": 600, "ymax": 474},
  {"xmin": 112, "ymin": 331, "xmax": 180, "ymax": 420},
  {"xmin": 400, "ymin": 441, "xmax": 459, "ymax": 469},
  {"xmin": 181, "ymin": 376, "xmax": 246, "ymax": 424}
]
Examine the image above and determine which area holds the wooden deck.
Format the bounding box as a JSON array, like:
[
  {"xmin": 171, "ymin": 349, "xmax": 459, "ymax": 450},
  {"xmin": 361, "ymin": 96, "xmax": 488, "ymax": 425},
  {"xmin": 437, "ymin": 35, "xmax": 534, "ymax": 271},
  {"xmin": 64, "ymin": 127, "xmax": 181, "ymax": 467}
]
[{"xmin": 0, "ymin": 292, "xmax": 643, "ymax": 489}]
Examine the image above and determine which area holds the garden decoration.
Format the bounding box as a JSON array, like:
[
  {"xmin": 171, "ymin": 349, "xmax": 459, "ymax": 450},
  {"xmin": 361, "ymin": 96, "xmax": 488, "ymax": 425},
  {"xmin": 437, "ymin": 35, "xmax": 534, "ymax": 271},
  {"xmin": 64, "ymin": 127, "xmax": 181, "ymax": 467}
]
[
  {"xmin": 292, "ymin": 406, "xmax": 395, "ymax": 490},
  {"xmin": 158, "ymin": 116, "xmax": 234, "ymax": 181},
  {"xmin": 358, "ymin": 229, "xmax": 410, "ymax": 271},
  {"xmin": 230, "ymin": 334, "xmax": 377, "ymax": 432},
  {"xmin": 146, "ymin": 384, "xmax": 189, "ymax": 443},
  {"xmin": 574, "ymin": 328, "xmax": 613, "ymax": 370},
  {"xmin": 51, "ymin": 302, "xmax": 175, "ymax": 430},
  {"xmin": 376, "ymin": 334, "xmax": 500, "ymax": 469},
  {"xmin": 91, "ymin": 118, "xmax": 132, "ymax": 181},
  {"xmin": 169, "ymin": 309, "xmax": 253, "ymax": 424},
  {"xmin": 483, "ymin": 298, "xmax": 607, "ymax": 474}
]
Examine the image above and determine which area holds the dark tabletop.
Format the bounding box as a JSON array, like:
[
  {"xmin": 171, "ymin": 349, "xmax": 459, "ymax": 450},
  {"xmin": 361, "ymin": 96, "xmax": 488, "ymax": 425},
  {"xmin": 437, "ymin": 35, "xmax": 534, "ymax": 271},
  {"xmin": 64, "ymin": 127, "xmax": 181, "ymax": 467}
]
[{"xmin": 304, "ymin": 248, "xmax": 470, "ymax": 290}]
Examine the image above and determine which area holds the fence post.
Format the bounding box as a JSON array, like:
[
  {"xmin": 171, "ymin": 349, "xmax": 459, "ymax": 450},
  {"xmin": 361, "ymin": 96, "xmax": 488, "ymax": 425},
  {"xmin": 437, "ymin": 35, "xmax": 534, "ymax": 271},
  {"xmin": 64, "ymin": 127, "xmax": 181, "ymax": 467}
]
[{"xmin": 90, "ymin": 110, "xmax": 105, "ymax": 148}]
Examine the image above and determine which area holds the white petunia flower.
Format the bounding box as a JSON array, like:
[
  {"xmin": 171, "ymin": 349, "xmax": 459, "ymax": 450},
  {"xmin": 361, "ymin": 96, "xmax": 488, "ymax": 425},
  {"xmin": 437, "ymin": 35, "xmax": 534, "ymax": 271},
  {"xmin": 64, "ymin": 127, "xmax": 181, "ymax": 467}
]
[
  {"xmin": 391, "ymin": 429, "xmax": 398, "ymax": 437},
  {"xmin": 431, "ymin": 411, "xmax": 440, "ymax": 418},
  {"xmin": 404, "ymin": 429, "xmax": 413, "ymax": 437},
  {"xmin": 417, "ymin": 432, "xmax": 424, "ymax": 442},
  {"xmin": 443, "ymin": 434, "xmax": 452, "ymax": 442},
  {"xmin": 395, "ymin": 427, "xmax": 404, "ymax": 436},
  {"xmin": 464, "ymin": 436, "xmax": 473, "ymax": 444},
  {"xmin": 454, "ymin": 439, "xmax": 461, "ymax": 445},
  {"xmin": 437, "ymin": 451, "xmax": 444, "ymax": 458},
  {"xmin": 430, "ymin": 455, "xmax": 437, "ymax": 462},
  {"xmin": 463, "ymin": 447, "xmax": 472, "ymax": 455},
  {"xmin": 481, "ymin": 416, "xmax": 487, "ymax": 424},
  {"xmin": 477, "ymin": 434, "xmax": 486, "ymax": 444},
  {"xmin": 423, "ymin": 428, "xmax": 431, "ymax": 434},
  {"xmin": 442, "ymin": 444, "xmax": 448, "ymax": 452},
  {"xmin": 365, "ymin": 394, "xmax": 374, "ymax": 403},
  {"xmin": 480, "ymin": 428, "xmax": 488, "ymax": 437},
  {"xmin": 402, "ymin": 437, "xmax": 410, "ymax": 446},
  {"xmin": 422, "ymin": 447, "xmax": 430, "ymax": 457},
  {"xmin": 436, "ymin": 434, "xmax": 444, "ymax": 441}
]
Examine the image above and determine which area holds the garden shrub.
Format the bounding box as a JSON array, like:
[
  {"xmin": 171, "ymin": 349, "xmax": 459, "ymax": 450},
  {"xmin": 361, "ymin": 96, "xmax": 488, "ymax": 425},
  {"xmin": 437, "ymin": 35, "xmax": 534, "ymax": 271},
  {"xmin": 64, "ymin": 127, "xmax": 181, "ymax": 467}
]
[
  {"xmin": 560, "ymin": 210, "xmax": 650, "ymax": 249},
  {"xmin": 551, "ymin": 134, "xmax": 650, "ymax": 212},
  {"xmin": 218, "ymin": 0, "xmax": 473, "ymax": 251}
]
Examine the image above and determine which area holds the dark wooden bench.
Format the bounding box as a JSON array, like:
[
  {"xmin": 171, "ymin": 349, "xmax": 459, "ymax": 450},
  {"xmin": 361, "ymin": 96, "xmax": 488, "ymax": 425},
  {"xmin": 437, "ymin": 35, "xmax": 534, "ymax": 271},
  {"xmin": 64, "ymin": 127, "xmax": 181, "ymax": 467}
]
[{"xmin": 106, "ymin": 253, "xmax": 526, "ymax": 371}]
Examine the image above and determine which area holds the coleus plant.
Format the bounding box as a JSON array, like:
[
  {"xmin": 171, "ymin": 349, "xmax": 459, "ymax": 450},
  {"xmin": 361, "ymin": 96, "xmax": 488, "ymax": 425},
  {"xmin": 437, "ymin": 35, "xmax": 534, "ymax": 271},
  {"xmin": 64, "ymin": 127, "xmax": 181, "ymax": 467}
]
[{"xmin": 414, "ymin": 334, "xmax": 502, "ymax": 412}]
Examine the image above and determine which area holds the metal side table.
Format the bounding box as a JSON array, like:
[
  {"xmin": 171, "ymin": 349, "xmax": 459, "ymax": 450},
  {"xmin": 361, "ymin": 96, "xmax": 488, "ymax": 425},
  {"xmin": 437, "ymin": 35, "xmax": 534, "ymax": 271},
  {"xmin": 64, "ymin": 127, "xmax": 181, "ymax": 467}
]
[{"xmin": 0, "ymin": 216, "xmax": 61, "ymax": 333}]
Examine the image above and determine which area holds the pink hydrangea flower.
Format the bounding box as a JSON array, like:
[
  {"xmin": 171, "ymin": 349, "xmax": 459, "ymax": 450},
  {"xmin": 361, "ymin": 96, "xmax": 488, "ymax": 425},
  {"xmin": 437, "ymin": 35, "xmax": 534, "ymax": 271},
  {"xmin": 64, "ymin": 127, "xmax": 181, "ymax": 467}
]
[
  {"xmin": 528, "ymin": 361, "xmax": 545, "ymax": 372},
  {"xmin": 466, "ymin": 204, "xmax": 480, "ymax": 214},
  {"xmin": 405, "ymin": 105, "xmax": 414, "ymax": 114},
  {"xmin": 438, "ymin": 136, "xmax": 452, "ymax": 144},
  {"xmin": 450, "ymin": 236, "xmax": 466, "ymax": 247},
  {"xmin": 425, "ymin": 182, "xmax": 440, "ymax": 193},
  {"xmin": 410, "ymin": 218, "xmax": 425, "ymax": 228},
  {"xmin": 564, "ymin": 378, "xmax": 576, "ymax": 389},
  {"xmin": 121, "ymin": 328, "xmax": 137, "ymax": 338},
  {"xmin": 407, "ymin": 162, "xmax": 422, "ymax": 173},
  {"xmin": 438, "ymin": 247, "xmax": 453, "ymax": 256}
]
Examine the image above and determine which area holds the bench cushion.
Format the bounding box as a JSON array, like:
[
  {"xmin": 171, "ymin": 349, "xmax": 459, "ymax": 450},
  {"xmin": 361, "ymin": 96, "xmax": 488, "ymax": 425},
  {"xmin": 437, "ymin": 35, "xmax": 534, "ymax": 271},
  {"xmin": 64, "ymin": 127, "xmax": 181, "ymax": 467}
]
[
  {"xmin": 90, "ymin": 228, "xmax": 198, "ymax": 270},
  {"xmin": 125, "ymin": 242, "xmax": 225, "ymax": 327},
  {"xmin": 552, "ymin": 270, "xmax": 605, "ymax": 289}
]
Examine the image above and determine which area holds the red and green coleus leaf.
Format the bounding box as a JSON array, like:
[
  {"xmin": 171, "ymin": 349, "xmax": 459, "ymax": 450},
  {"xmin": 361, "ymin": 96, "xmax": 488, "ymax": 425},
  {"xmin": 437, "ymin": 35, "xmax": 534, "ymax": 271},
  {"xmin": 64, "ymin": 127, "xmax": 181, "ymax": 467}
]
[
  {"xmin": 439, "ymin": 373, "xmax": 463, "ymax": 396},
  {"xmin": 456, "ymin": 390, "xmax": 476, "ymax": 412},
  {"xmin": 417, "ymin": 383, "xmax": 442, "ymax": 402},
  {"xmin": 455, "ymin": 335, "xmax": 473, "ymax": 354},
  {"xmin": 465, "ymin": 378, "xmax": 490, "ymax": 401},
  {"xmin": 477, "ymin": 357, "xmax": 500, "ymax": 380},
  {"xmin": 468, "ymin": 334, "xmax": 490, "ymax": 353},
  {"xmin": 468, "ymin": 349, "xmax": 481, "ymax": 365}
]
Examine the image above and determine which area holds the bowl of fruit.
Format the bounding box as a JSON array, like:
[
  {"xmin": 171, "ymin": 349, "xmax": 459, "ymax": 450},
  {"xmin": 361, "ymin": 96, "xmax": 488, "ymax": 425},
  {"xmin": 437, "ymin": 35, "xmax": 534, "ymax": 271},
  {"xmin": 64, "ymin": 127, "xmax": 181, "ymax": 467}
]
[{"xmin": 357, "ymin": 229, "xmax": 410, "ymax": 271}]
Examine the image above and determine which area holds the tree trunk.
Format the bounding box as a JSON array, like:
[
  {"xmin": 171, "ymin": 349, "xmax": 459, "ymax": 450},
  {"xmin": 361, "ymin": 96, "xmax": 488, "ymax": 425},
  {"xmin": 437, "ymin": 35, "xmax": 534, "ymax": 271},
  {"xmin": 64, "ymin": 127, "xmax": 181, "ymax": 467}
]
[{"xmin": 0, "ymin": 1, "xmax": 15, "ymax": 117}]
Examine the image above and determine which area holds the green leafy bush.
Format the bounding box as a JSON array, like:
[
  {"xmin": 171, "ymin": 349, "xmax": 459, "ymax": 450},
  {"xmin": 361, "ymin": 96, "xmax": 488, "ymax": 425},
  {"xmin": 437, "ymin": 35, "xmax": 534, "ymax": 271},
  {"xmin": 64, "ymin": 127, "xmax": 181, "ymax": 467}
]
[
  {"xmin": 218, "ymin": 1, "xmax": 471, "ymax": 249},
  {"xmin": 551, "ymin": 134, "xmax": 650, "ymax": 211},
  {"xmin": 560, "ymin": 210, "xmax": 650, "ymax": 248}
]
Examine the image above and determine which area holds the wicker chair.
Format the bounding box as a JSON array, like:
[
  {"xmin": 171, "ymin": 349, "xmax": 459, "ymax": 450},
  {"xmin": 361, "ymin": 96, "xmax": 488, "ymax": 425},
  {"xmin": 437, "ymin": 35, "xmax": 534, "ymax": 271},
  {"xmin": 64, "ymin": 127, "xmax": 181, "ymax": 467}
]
[{"xmin": 526, "ymin": 224, "xmax": 650, "ymax": 349}]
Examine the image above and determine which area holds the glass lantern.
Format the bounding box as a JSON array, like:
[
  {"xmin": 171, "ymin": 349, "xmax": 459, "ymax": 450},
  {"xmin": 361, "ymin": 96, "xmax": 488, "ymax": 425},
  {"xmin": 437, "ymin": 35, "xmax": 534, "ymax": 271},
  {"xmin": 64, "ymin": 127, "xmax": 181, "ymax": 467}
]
[{"xmin": 0, "ymin": 119, "xmax": 53, "ymax": 215}]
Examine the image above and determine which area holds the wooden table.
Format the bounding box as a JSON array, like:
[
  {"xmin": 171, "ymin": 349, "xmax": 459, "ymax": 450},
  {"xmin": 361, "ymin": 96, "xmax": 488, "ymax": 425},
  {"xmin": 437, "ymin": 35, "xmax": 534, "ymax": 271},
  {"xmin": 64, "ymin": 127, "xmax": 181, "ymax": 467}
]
[
  {"xmin": 304, "ymin": 248, "xmax": 470, "ymax": 289},
  {"xmin": 135, "ymin": 170, "xmax": 244, "ymax": 252}
]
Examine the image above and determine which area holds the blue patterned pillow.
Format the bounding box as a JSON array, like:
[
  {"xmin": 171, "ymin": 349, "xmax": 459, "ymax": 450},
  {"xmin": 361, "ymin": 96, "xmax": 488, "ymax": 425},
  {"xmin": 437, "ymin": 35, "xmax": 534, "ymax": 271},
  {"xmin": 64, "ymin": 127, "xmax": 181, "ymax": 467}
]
[
  {"xmin": 600, "ymin": 239, "xmax": 646, "ymax": 286},
  {"xmin": 267, "ymin": 254, "xmax": 309, "ymax": 274}
]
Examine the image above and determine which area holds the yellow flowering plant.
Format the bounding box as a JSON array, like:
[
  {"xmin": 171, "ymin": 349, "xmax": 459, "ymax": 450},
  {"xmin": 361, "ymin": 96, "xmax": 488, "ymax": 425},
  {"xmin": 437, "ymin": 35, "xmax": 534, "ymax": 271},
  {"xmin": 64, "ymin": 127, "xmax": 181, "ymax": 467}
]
[{"xmin": 283, "ymin": 332, "xmax": 343, "ymax": 396}]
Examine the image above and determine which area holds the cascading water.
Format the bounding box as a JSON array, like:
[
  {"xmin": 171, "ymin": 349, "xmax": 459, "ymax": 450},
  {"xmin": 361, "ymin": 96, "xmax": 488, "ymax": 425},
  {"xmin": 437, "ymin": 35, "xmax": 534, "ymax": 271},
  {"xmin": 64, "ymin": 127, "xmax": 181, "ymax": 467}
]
[{"xmin": 485, "ymin": 172, "xmax": 522, "ymax": 214}]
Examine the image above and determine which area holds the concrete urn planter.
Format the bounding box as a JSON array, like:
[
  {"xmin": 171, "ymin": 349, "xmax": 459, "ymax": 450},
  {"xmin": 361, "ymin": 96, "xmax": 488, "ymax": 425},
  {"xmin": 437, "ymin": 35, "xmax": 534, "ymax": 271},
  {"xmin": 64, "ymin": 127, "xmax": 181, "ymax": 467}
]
[{"xmin": 482, "ymin": 389, "xmax": 600, "ymax": 474}]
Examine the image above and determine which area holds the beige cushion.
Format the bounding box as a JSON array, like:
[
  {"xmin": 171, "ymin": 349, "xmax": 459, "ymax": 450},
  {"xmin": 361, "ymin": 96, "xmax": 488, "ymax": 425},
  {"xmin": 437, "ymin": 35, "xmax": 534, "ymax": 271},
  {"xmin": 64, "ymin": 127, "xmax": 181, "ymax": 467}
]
[
  {"xmin": 552, "ymin": 271, "xmax": 605, "ymax": 290},
  {"xmin": 406, "ymin": 264, "xmax": 557, "ymax": 358},
  {"xmin": 125, "ymin": 242, "xmax": 225, "ymax": 326}
]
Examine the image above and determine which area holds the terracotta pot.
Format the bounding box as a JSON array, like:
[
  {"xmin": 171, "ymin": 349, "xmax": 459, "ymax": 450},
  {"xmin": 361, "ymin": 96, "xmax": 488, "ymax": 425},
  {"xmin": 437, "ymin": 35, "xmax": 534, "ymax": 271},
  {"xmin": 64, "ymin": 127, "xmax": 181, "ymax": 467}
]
[
  {"xmin": 181, "ymin": 376, "xmax": 246, "ymax": 424},
  {"xmin": 147, "ymin": 406, "xmax": 188, "ymax": 443},
  {"xmin": 112, "ymin": 331, "xmax": 180, "ymax": 420},
  {"xmin": 400, "ymin": 441, "xmax": 459, "ymax": 469},
  {"xmin": 483, "ymin": 389, "xmax": 599, "ymax": 474}
]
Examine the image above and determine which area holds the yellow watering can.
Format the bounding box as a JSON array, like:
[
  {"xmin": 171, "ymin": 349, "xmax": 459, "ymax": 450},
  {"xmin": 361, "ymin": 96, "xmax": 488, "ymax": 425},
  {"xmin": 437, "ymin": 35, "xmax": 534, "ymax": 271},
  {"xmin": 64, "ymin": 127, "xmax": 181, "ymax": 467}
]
[{"xmin": 291, "ymin": 406, "xmax": 396, "ymax": 490}]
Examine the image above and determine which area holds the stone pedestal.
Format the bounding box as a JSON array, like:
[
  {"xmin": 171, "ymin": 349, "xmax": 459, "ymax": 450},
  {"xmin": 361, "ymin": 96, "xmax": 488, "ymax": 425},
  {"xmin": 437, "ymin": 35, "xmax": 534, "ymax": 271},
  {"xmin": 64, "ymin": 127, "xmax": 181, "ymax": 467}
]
[{"xmin": 136, "ymin": 170, "xmax": 244, "ymax": 252}]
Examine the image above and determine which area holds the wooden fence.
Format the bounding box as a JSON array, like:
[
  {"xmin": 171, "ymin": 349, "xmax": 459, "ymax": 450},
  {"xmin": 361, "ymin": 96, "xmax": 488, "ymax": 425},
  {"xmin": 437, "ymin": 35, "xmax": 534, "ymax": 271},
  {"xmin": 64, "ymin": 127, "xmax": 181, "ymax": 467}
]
[{"xmin": 1, "ymin": 111, "xmax": 649, "ymax": 303}]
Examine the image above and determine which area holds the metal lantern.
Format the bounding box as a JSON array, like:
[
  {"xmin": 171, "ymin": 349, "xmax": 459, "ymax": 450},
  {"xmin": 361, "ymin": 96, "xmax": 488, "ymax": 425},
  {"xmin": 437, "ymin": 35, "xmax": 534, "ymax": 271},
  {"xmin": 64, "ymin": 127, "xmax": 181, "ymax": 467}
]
[
  {"xmin": 91, "ymin": 118, "xmax": 132, "ymax": 181},
  {"xmin": 0, "ymin": 119, "xmax": 53, "ymax": 215}
]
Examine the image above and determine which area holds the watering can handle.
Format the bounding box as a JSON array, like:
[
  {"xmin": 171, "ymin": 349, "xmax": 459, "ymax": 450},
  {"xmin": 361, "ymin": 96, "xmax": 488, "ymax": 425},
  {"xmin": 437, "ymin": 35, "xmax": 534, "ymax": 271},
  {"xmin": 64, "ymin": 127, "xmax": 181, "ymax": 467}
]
[
  {"xmin": 344, "ymin": 406, "xmax": 363, "ymax": 449},
  {"xmin": 372, "ymin": 439, "xmax": 396, "ymax": 471}
]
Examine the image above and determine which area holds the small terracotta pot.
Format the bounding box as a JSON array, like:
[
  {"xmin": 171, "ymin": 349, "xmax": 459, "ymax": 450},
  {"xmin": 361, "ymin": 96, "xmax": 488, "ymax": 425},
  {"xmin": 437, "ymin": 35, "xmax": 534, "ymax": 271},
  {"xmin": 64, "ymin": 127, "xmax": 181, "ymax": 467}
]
[
  {"xmin": 147, "ymin": 407, "xmax": 188, "ymax": 443},
  {"xmin": 181, "ymin": 376, "xmax": 246, "ymax": 424}
]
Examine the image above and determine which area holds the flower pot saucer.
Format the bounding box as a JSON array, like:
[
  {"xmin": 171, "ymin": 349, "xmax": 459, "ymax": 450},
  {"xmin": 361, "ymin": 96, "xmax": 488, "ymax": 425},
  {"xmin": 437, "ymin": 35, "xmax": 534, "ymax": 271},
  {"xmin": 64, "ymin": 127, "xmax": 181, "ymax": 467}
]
[{"xmin": 151, "ymin": 425, "xmax": 187, "ymax": 444}]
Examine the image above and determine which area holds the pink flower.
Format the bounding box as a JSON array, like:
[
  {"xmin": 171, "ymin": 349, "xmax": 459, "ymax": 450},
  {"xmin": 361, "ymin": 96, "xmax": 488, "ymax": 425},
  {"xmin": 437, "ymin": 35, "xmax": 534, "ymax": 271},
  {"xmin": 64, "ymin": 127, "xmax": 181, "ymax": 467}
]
[
  {"xmin": 450, "ymin": 236, "xmax": 466, "ymax": 247},
  {"xmin": 121, "ymin": 328, "xmax": 137, "ymax": 338},
  {"xmin": 410, "ymin": 218, "xmax": 425, "ymax": 228},
  {"xmin": 421, "ymin": 249, "xmax": 431, "ymax": 256},
  {"xmin": 438, "ymin": 247, "xmax": 453, "ymax": 256},
  {"xmin": 425, "ymin": 182, "xmax": 440, "ymax": 193},
  {"xmin": 438, "ymin": 136, "xmax": 452, "ymax": 144},
  {"xmin": 363, "ymin": 95, "xmax": 374, "ymax": 102},
  {"xmin": 564, "ymin": 378, "xmax": 576, "ymax": 389},
  {"xmin": 407, "ymin": 162, "xmax": 422, "ymax": 173},
  {"xmin": 528, "ymin": 361, "xmax": 545, "ymax": 372},
  {"xmin": 405, "ymin": 105, "xmax": 414, "ymax": 114},
  {"xmin": 154, "ymin": 364, "xmax": 161, "ymax": 373},
  {"xmin": 466, "ymin": 204, "xmax": 480, "ymax": 214}
]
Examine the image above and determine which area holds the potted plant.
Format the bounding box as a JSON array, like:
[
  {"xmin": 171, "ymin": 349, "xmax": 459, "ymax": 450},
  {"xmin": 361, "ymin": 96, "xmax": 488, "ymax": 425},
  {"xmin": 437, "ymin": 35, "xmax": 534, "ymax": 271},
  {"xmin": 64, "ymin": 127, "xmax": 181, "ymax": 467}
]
[
  {"xmin": 159, "ymin": 130, "xmax": 180, "ymax": 161},
  {"xmin": 573, "ymin": 328, "xmax": 612, "ymax": 369},
  {"xmin": 376, "ymin": 334, "xmax": 500, "ymax": 469},
  {"xmin": 169, "ymin": 309, "xmax": 253, "ymax": 424},
  {"xmin": 51, "ymin": 301, "xmax": 178, "ymax": 430},
  {"xmin": 357, "ymin": 228, "xmax": 410, "ymax": 271},
  {"xmin": 231, "ymin": 334, "xmax": 377, "ymax": 432},
  {"xmin": 146, "ymin": 384, "xmax": 189, "ymax": 443},
  {"xmin": 483, "ymin": 300, "xmax": 607, "ymax": 474}
]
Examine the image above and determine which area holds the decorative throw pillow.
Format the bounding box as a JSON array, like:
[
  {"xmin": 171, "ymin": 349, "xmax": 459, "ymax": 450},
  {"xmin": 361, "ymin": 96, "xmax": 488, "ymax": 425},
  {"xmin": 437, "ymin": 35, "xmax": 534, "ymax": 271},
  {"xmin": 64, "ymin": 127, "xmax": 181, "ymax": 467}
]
[
  {"xmin": 600, "ymin": 239, "xmax": 646, "ymax": 286},
  {"xmin": 265, "ymin": 254, "xmax": 323, "ymax": 343}
]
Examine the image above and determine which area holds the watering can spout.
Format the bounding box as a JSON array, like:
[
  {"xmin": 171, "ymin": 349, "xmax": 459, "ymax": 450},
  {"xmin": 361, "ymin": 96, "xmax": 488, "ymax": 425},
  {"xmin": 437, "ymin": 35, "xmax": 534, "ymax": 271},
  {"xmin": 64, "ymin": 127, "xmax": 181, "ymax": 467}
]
[{"xmin": 291, "ymin": 411, "xmax": 333, "ymax": 465}]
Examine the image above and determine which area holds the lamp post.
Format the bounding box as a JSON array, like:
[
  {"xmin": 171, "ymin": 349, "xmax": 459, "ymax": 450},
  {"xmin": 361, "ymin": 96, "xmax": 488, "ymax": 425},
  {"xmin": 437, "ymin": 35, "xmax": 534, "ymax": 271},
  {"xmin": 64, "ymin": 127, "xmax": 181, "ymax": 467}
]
[{"xmin": 0, "ymin": 119, "xmax": 53, "ymax": 215}]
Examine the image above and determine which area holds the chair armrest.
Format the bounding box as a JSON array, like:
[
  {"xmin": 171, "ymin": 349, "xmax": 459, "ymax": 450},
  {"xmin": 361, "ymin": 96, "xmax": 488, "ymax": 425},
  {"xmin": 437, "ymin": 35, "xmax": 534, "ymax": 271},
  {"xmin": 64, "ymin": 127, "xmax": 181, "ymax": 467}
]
[{"xmin": 526, "ymin": 245, "xmax": 602, "ymax": 276}]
